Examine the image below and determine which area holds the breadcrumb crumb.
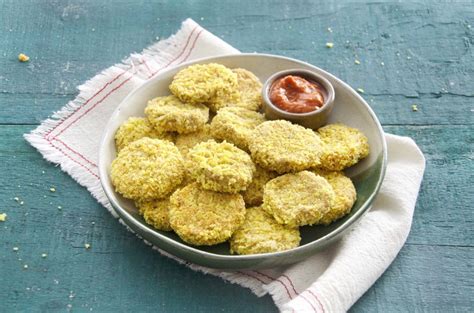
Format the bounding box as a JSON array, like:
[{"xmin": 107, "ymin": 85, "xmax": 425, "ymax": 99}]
[
  {"xmin": 0, "ymin": 213, "xmax": 6, "ymax": 222},
  {"xmin": 412, "ymin": 104, "xmax": 418, "ymax": 112},
  {"xmin": 326, "ymin": 42, "xmax": 334, "ymax": 48},
  {"xmin": 18, "ymin": 53, "xmax": 29, "ymax": 62},
  {"xmin": 84, "ymin": 243, "xmax": 91, "ymax": 249}
]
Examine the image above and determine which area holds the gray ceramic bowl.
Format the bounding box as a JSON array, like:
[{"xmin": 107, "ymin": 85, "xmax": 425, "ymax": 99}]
[
  {"xmin": 262, "ymin": 69, "xmax": 335, "ymax": 129},
  {"xmin": 99, "ymin": 53, "xmax": 387, "ymax": 270}
]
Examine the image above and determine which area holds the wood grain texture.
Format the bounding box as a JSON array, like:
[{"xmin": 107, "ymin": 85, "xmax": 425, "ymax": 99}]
[{"xmin": 0, "ymin": 0, "xmax": 473, "ymax": 312}]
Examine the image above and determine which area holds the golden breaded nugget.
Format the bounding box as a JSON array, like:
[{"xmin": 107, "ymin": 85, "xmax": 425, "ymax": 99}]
[
  {"xmin": 114, "ymin": 117, "xmax": 174, "ymax": 152},
  {"xmin": 145, "ymin": 95, "xmax": 209, "ymax": 134},
  {"xmin": 249, "ymin": 120, "xmax": 324, "ymax": 173},
  {"xmin": 263, "ymin": 171, "xmax": 335, "ymax": 227},
  {"xmin": 136, "ymin": 198, "xmax": 172, "ymax": 231},
  {"xmin": 169, "ymin": 63, "xmax": 240, "ymax": 112},
  {"xmin": 186, "ymin": 140, "xmax": 255, "ymax": 193},
  {"xmin": 175, "ymin": 124, "xmax": 213, "ymax": 158},
  {"xmin": 175, "ymin": 125, "xmax": 214, "ymax": 186},
  {"xmin": 312, "ymin": 168, "xmax": 357, "ymax": 225},
  {"xmin": 241, "ymin": 165, "xmax": 278, "ymax": 206},
  {"xmin": 231, "ymin": 68, "xmax": 263, "ymax": 111},
  {"xmin": 111, "ymin": 138, "xmax": 185, "ymax": 201},
  {"xmin": 210, "ymin": 107, "xmax": 265, "ymax": 151},
  {"xmin": 317, "ymin": 123, "xmax": 369, "ymax": 171},
  {"xmin": 169, "ymin": 183, "xmax": 246, "ymax": 245},
  {"xmin": 230, "ymin": 206, "xmax": 300, "ymax": 255}
]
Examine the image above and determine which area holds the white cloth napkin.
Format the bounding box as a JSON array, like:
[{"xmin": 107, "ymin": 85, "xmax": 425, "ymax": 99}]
[{"xmin": 25, "ymin": 19, "xmax": 426, "ymax": 313}]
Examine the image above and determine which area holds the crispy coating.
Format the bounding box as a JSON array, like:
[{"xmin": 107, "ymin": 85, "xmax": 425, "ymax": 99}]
[
  {"xmin": 241, "ymin": 165, "xmax": 278, "ymax": 206},
  {"xmin": 169, "ymin": 183, "xmax": 246, "ymax": 245},
  {"xmin": 317, "ymin": 123, "xmax": 370, "ymax": 171},
  {"xmin": 249, "ymin": 120, "xmax": 324, "ymax": 173},
  {"xmin": 312, "ymin": 168, "xmax": 357, "ymax": 225},
  {"xmin": 186, "ymin": 140, "xmax": 255, "ymax": 193},
  {"xmin": 169, "ymin": 63, "xmax": 240, "ymax": 112},
  {"xmin": 231, "ymin": 68, "xmax": 263, "ymax": 111},
  {"xmin": 110, "ymin": 138, "xmax": 185, "ymax": 201},
  {"xmin": 230, "ymin": 206, "xmax": 300, "ymax": 255},
  {"xmin": 210, "ymin": 107, "xmax": 265, "ymax": 151},
  {"xmin": 262, "ymin": 171, "xmax": 335, "ymax": 227},
  {"xmin": 175, "ymin": 124, "xmax": 213, "ymax": 158},
  {"xmin": 175, "ymin": 125, "xmax": 214, "ymax": 186},
  {"xmin": 136, "ymin": 198, "xmax": 172, "ymax": 231},
  {"xmin": 114, "ymin": 117, "xmax": 174, "ymax": 152},
  {"xmin": 145, "ymin": 95, "xmax": 209, "ymax": 134}
]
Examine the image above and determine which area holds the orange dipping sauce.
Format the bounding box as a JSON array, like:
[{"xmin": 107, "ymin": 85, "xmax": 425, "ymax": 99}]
[{"xmin": 269, "ymin": 75, "xmax": 326, "ymax": 113}]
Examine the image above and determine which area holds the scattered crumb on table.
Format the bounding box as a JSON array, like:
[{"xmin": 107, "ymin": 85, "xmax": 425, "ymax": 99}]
[{"xmin": 18, "ymin": 53, "xmax": 30, "ymax": 62}]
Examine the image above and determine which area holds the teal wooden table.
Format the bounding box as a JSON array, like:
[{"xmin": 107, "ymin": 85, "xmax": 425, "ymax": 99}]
[{"xmin": 1, "ymin": 1, "xmax": 473, "ymax": 312}]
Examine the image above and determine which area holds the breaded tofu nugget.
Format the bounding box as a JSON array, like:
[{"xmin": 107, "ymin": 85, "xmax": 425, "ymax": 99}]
[
  {"xmin": 241, "ymin": 165, "xmax": 278, "ymax": 207},
  {"xmin": 110, "ymin": 138, "xmax": 185, "ymax": 201},
  {"xmin": 145, "ymin": 95, "xmax": 209, "ymax": 134},
  {"xmin": 249, "ymin": 120, "xmax": 324, "ymax": 173},
  {"xmin": 114, "ymin": 117, "xmax": 174, "ymax": 152},
  {"xmin": 169, "ymin": 183, "xmax": 246, "ymax": 245},
  {"xmin": 231, "ymin": 68, "xmax": 263, "ymax": 111},
  {"xmin": 312, "ymin": 168, "xmax": 357, "ymax": 225},
  {"xmin": 230, "ymin": 206, "xmax": 300, "ymax": 255},
  {"xmin": 317, "ymin": 123, "xmax": 370, "ymax": 171},
  {"xmin": 263, "ymin": 171, "xmax": 335, "ymax": 227},
  {"xmin": 136, "ymin": 198, "xmax": 172, "ymax": 231},
  {"xmin": 175, "ymin": 124, "xmax": 213, "ymax": 158},
  {"xmin": 169, "ymin": 63, "xmax": 240, "ymax": 112},
  {"xmin": 186, "ymin": 140, "xmax": 255, "ymax": 193},
  {"xmin": 210, "ymin": 107, "xmax": 265, "ymax": 151}
]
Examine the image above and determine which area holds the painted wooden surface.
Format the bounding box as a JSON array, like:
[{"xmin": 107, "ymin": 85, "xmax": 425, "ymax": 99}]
[{"xmin": 0, "ymin": 1, "xmax": 473, "ymax": 312}]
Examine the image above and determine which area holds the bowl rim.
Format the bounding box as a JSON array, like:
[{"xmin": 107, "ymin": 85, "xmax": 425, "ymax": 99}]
[{"xmin": 99, "ymin": 53, "xmax": 388, "ymax": 262}]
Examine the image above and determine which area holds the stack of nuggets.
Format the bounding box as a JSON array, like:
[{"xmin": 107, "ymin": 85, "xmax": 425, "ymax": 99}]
[{"xmin": 110, "ymin": 63, "xmax": 370, "ymax": 255}]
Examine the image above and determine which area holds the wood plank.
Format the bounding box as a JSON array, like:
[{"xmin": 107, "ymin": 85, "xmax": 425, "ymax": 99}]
[
  {"xmin": 383, "ymin": 125, "xmax": 474, "ymax": 248},
  {"xmin": 351, "ymin": 244, "xmax": 474, "ymax": 312},
  {"xmin": 1, "ymin": 1, "xmax": 473, "ymax": 125},
  {"xmin": 1, "ymin": 0, "xmax": 473, "ymax": 312}
]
